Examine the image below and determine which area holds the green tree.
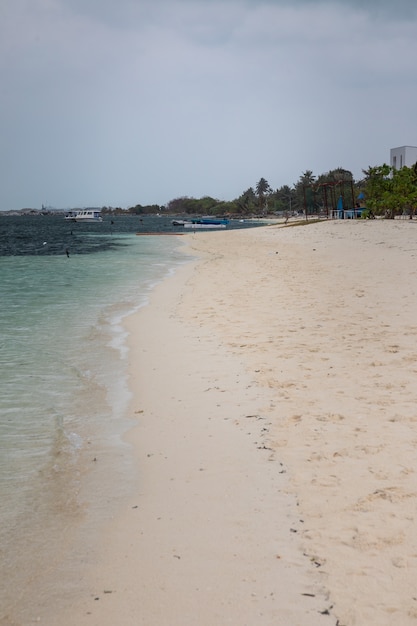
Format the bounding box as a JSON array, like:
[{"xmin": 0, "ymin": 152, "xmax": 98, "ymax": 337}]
[
  {"xmin": 294, "ymin": 170, "xmax": 316, "ymax": 215},
  {"xmin": 273, "ymin": 185, "xmax": 294, "ymax": 214},
  {"xmin": 364, "ymin": 164, "xmax": 394, "ymax": 217},
  {"xmin": 391, "ymin": 165, "xmax": 417, "ymax": 218},
  {"xmin": 255, "ymin": 178, "xmax": 272, "ymax": 213},
  {"xmin": 363, "ymin": 163, "xmax": 417, "ymax": 218},
  {"xmin": 236, "ymin": 187, "xmax": 257, "ymax": 215}
]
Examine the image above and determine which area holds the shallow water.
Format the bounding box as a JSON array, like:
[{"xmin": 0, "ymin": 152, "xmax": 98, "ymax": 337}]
[
  {"xmin": 0, "ymin": 214, "xmax": 264, "ymax": 622},
  {"xmin": 0, "ymin": 215, "xmax": 189, "ymax": 622}
]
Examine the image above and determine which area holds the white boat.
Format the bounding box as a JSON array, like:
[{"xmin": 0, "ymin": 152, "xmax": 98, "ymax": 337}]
[
  {"xmin": 183, "ymin": 218, "xmax": 228, "ymax": 230},
  {"xmin": 183, "ymin": 222, "xmax": 226, "ymax": 229},
  {"xmin": 65, "ymin": 210, "xmax": 103, "ymax": 223}
]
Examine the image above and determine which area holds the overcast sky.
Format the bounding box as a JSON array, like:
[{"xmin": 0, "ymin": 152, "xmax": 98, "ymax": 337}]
[{"xmin": 1, "ymin": 0, "xmax": 417, "ymax": 210}]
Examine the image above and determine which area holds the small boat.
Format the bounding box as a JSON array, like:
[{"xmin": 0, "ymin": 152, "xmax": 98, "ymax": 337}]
[
  {"xmin": 171, "ymin": 219, "xmax": 189, "ymax": 226},
  {"xmin": 65, "ymin": 210, "xmax": 103, "ymax": 223},
  {"xmin": 183, "ymin": 218, "xmax": 228, "ymax": 230}
]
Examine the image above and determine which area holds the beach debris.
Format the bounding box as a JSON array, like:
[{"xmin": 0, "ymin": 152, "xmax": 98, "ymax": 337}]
[
  {"xmin": 319, "ymin": 605, "xmax": 333, "ymax": 615},
  {"xmin": 103, "ymin": 590, "xmax": 113, "ymax": 594}
]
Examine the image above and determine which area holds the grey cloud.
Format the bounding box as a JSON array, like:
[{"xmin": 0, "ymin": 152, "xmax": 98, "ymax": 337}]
[
  {"xmin": 60, "ymin": 0, "xmax": 417, "ymax": 23},
  {"xmin": 1, "ymin": 0, "xmax": 417, "ymax": 210}
]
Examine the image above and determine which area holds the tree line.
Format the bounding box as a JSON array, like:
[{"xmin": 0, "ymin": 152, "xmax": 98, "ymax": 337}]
[{"xmin": 101, "ymin": 163, "xmax": 417, "ymax": 218}]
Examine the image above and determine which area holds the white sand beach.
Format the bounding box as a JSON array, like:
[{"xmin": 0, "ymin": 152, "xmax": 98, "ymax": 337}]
[{"xmin": 60, "ymin": 219, "xmax": 417, "ymax": 626}]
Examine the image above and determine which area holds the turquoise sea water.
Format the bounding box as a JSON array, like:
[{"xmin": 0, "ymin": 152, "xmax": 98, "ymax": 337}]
[{"xmin": 0, "ymin": 215, "xmax": 191, "ymax": 623}]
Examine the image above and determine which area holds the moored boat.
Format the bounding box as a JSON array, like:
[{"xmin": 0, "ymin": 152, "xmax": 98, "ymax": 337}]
[
  {"xmin": 65, "ymin": 210, "xmax": 103, "ymax": 223},
  {"xmin": 183, "ymin": 218, "xmax": 228, "ymax": 229}
]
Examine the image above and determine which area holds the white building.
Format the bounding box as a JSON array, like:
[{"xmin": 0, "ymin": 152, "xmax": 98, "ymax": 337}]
[{"xmin": 390, "ymin": 146, "xmax": 417, "ymax": 170}]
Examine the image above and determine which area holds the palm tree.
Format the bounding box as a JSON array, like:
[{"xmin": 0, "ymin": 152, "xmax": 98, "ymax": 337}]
[
  {"xmin": 256, "ymin": 178, "xmax": 271, "ymax": 213},
  {"xmin": 299, "ymin": 170, "xmax": 316, "ymax": 186},
  {"xmin": 293, "ymin": 170, "xmax": 316, "ymax": 215}
]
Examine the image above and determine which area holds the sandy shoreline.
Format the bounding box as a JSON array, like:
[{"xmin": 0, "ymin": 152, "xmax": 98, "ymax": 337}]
[{"xmin": 60, "ymin": 219, "xmax": 417, "ymax": 625}]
